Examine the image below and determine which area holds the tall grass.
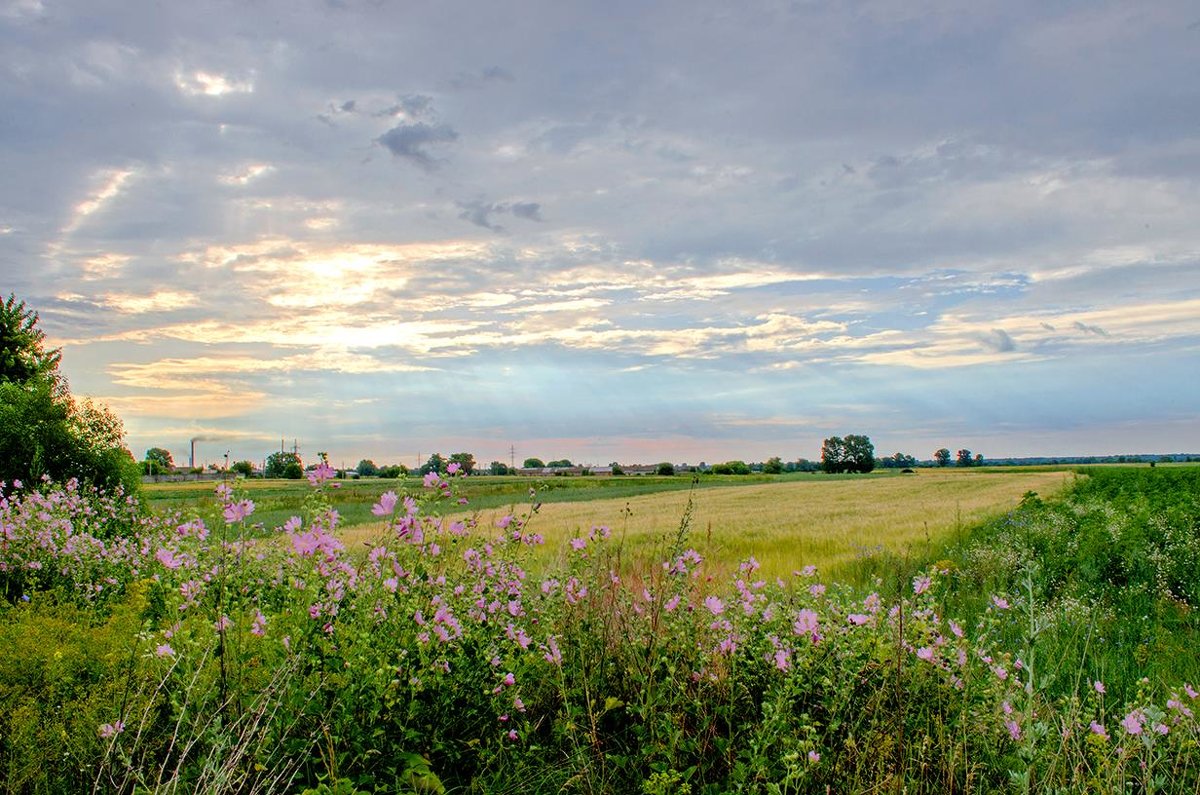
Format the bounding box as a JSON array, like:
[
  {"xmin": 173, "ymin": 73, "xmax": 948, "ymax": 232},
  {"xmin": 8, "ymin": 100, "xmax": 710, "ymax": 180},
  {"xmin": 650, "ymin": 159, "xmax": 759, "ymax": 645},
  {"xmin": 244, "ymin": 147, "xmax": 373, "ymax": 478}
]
[{"xmin": 2, "ymin": 467, "xmax": 1198, "ymax": 793}]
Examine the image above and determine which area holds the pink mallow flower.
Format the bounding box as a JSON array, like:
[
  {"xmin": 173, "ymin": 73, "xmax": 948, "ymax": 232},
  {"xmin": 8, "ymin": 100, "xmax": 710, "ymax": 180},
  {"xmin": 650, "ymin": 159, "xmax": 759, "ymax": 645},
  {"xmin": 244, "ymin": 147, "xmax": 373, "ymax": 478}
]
[
  {"xmin": 99, "ymin": 721, "xmax": 125, "ymax": 739},
  {"xmin": 1121, "ymin": 710, "xmax": 1144, "ymax": 735},
  {"xmin": 372, "ymin": 490, "xmax": 399, "ymax": 517},
  {"xmin": 1090, "ymin": 721, "xmax": 1109, "ymax": 741},
  {"xmin": 704, "ymin": 596, "xmax": 725, "ymax": 616},
  {"xmin": 912, "ymin": 575, "xmax": 931, "ymax": 595},
  {"xmin": 223, "ymin": 499, "xmax": 255, "ymax": 523}
]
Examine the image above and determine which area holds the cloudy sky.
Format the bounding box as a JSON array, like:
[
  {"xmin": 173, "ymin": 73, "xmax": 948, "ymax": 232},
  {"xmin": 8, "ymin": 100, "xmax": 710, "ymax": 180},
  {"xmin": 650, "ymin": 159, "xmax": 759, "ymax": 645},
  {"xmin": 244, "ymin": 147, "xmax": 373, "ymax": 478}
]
[{"xmin": 2, "ymin": 0, "xmax": 1198, "ymax": 469}]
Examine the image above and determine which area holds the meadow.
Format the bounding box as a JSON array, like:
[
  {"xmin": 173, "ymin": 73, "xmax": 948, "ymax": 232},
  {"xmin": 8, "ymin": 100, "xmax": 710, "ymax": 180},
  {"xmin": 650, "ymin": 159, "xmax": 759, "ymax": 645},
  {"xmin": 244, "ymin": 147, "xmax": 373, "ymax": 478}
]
[{"xmin": 2, "ymin": 465, "xmax": 1199, "ymax": 794}]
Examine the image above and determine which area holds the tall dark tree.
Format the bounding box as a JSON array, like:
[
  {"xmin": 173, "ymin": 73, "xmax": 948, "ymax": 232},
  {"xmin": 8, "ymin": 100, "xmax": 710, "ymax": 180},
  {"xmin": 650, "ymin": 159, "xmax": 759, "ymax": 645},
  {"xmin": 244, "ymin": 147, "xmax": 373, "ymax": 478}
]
[
  {"xmin": 265, "ymin": 451, "xmax": 303, "ymax": 479},
  {"xmin": 356, "ymin": 459, "xmax": 379, "ymax": 477},
  {"xmin": 956, "ymin": 449, "xmax": 973, "ymax": 467},
  {"xmin": 418, "ymin": 453, "xmax": 446, "ymax": 476},
  {"xmin": 934, "ymin": 448, "xmax": 952, "ymax": 467},
  {"xmin": 820, "ymin": 436, "xmax": 846, "ymax": 473},
  {"xmin": 843, "ymin": 434, "xmax": 876, "ymax": 473},
  {"xmin": 0, "ymin": 293, "xmax": 62, "ymax": 387}
]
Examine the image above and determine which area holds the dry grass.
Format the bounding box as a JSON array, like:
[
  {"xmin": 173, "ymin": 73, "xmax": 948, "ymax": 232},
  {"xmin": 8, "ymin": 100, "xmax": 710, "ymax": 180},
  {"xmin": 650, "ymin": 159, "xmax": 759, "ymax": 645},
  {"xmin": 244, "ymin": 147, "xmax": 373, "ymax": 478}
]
[{"xmin": 339, "ymin": 469, "xmax": 1073, "ymax": 580}]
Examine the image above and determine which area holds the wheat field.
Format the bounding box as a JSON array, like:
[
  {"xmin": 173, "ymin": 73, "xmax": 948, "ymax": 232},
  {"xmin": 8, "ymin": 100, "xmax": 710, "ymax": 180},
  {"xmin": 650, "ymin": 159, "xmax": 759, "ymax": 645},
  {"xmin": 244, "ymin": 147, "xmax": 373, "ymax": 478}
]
[{"xmin": 341, "ymin": 469, "xmax": 1074, "ymax": 580}]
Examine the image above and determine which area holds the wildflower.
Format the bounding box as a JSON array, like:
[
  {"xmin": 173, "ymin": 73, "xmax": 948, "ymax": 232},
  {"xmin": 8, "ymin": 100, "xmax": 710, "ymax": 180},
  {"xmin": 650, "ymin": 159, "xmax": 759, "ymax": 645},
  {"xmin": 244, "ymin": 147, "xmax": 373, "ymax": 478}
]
[
  {"xmin": 991, "ymin": 595, "xmax": 1010, "ymax": 610},
  {"xmin": 1005, "ymin": 719, "xmax": 1021, "ymax": 740},
  {"xmin": 808, "ymin": 583, "xmax": 826, "ymax": 597},
  {"xmin": 847, "ymin": 613, "xmax": 870, "ymax": 626},
  {"xmin": 916, "ymin": 647, "xmax": 935, "ymax": 662},
  {"xmin": 1121, "ymin": 710, "xmax": 1144, "ymax": 735},
  {"xmin": 1090, "ymin": 721, "xmax": 1109, "ymax": 740},
  {"xmin": 223, "ymin": 499, "xmax": 255, "ymax": 523},
  {"xmin": 372, "ymin": 491, "xmax": 399, "ymax": 517},
  {"xmin": 1185, "ymin": 683, "xmax": 1198, "ymax": 699},
  {"xmin": 704, "ymin": 595, "xmax": 725, "ymax": 616},
  {"xmin": 912, "ymin": 575, "xmax": 931, "ymax": 595},
  {"xmin": 664, "ymin": 594, "xmax": 681, "ymax": 612},
  {"xmin": 155, "ymin": 643, "xmax": 175, "ymax": 658},
  {"xmin": 1094, "ymin": 680, "xmax": 1105, "ymax": 695},
  {"xmin": 569, "ymin": 537, "xmax": 587, "ymax": 551},
  {"xmin": 155, "ymin": 547, "xmax": 182, "ymax": 570},
  {"xmin": 863, "ymin": 592, "xmax": 881, "ymax": 613},
  {"xmin": 98, "ymin": 721, "xmax": 125, "ymax": 739},
  {"xmin": 502, "ymin": 672, "xmax": 516, "ymax": 687},
  {"xmin": 807, "ymin": 750, "xmax": 820, "ymax": 763},
  {"xmin": 1154, "ymin": 723, "xmax": 1169, "ymax": 735},
  {"xmin": 1002, "ymin": 701, "xmax": 1013, "ymax": 715},
  {"xmin": 543, "ymin": 636, "xmax": 562, "ymax": 666},
  {"xmin": 794, "ymin": 609, "xmax": 819, "ymax": 637},
  {"xmin": 306, "ymin": 461, "xmax": 336, "ymax": 485},
  {"xmin": 994, "ymin": 666, "xmax": 1008, "ymax": 681},
  {"xmin": 1168, "ymin": 697, "xmax": 1194, "ymax": 718},
  {"xmin": 446, "ymin": 462, "xmax": 462, "ymax": 475},
  {"xmin": 773, "ymin": 649, "xmax": 790, "ymax": 671},
  {"xmin": 800, "ymin": 565, "xmax": 817, "ymax": 577},
  {"xmin": 251, "ymin": 610, "xmax": 267, "ymax": 637},
  {"xmin": 949, "ymin": 619, "xmax": 964, "ymax": 638},
  {"xmin": 214, "ymin": 615, "xmax": 232, "ymax": 633},
  {"xmin": 507, "ymin": 729, "xmax": 518, "ymax": 741}
]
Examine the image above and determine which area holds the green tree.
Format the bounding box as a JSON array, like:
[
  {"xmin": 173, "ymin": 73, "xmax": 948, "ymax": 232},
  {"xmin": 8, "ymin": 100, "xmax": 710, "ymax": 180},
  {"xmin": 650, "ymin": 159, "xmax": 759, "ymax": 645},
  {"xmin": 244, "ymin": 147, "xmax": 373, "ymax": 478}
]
[
  {"xmin": 546, "ymin": 459, "xmax": 572, "ymax": 468},
  {"xmin": 449, "ymin": 452, "xmax": 476, "ymax": 475},
  {"xmin": 488, "ymin": 461, "xmax": 510, "ymax": 475},
  {"xmin": 934, "ymin": 448, "xmax": 952, "ymax": 467},
  {"xmin": 356, "ymin": 459, "xmax": 379, "ymax": 477},
  {"xmin": 418, "ymin": 453, "xmax": 446, "ymax": 476},
  {"xmin": 609, "ymin": 462, "xmax": 625, "ymax": 476},
  {"xmin": 144, "ymin": 447, "xmax": 174, "ymax": 475},
  {"xmin": 265, "ymin": 451, "xmax": 303, "ymax": 479},
  {"xmin": 522, "ymin": 458, "xmax": 545, "ymax": 469},
  {"xmin": 821, "ymin": 437, "xmax": 846, "ymax": 473},
  {"xmin": 656, "ymin": 462, "xmax": 675, "ymax": 476},
  {"xmin": 956, "ymin": 449, "xmax": 973, "ymax": 467},
  {"xmin": 762, "ymin": 456, "xmax": 784, "ymax": 474},
  {"xmin": 378, "ymin": 464, "xmax": 408, "ymax": 478},
  {"xmin": 843, "ymin": 435, "xmax": 875, "ymax": 473},
  {"xmin": 0, "ymin": 296, "xmax": 138, "ymax": 494},
  {"xmin": 230, "ymin": 460, "xmax": 255, "ymax": 477},
  {"xmin": 0, "ymin": 293, "xmax": 62, "ymax": 387}
]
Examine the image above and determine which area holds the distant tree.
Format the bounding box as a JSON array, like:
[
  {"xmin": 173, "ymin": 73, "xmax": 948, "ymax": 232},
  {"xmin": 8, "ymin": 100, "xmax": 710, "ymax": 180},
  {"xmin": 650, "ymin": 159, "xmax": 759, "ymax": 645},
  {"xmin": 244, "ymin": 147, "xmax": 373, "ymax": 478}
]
[
  {"xmin": 956, "ymin": 449, "xmax": 973, "ymax": 467},
  {"xmin": 449, "ymin": 452, "xmax": 476, "ymax": 475},
  {"xmin": 973, "ymin": 453, "xmax": 984, "ymax": 467},
  {"xmin": 656, "ymin": 462, "xmax": 675, "ymax": 476},
  {"xmin": 488, "ymin": 461, "xmax": 510, "ymax": 476},
  {"xmin": 265, "ymin": 451, "xmax": 303, "ymax": 479},
  {"xmin": 934, "ymin": 448, "xmax": 952, "ymax": 467},
  {"xmin": 609, "ymin": 462, "xmax": 625, "ymax": 476},
  {"xmin": 356, "ymin": 459, "xmax": 379, "ymax": 477},
  {"xmin": 377, "ymin": 464, "xmax": 408, "ymax": 478},
  {"xmin": 882, "ymin": 452, "xmax": 917, "ymax": 469},
  {"xmin": 546, "ymin": 459, "xmax": 572, "ymax": 468},
  {"xmin": 230, "ymin": 460, "xmax": 255, "ymax": 477},
  {"xmin": 762, "ymin": 456, "xmax": 784, "ymax": 475},
  {"xmin": 843, "ymin": 435, "xmax": 876, "ymax": 473},
  {"xmin": 523, "ymin": 457, "xmax": 545, "ymax": 469},
  {"xmin": 145, "ymin": 447, "xmax": 174, "ymax": 472},
  {"xmin": 418, "ymin": 453, "xmax": 446, "ymax": 476},
  {"xmin": 821, "ymin": 437, "xmax": 846, "ymax": 473}
]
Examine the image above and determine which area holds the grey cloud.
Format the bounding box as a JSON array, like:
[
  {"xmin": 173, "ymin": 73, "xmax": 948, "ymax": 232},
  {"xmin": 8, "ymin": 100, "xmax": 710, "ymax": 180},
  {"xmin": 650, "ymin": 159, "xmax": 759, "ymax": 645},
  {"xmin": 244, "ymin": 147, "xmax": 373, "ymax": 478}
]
[
  {"xmin": 510, "ymin": 202, "xmax": 543, "ymax": 221},
  {"xmin": 1073, "ymin": 321, "xmax": 1108, "ymax": 336},
  {"xmin": 981, "ymin": 329, "xmax": 1017, "ymax": 353},
  {"xmin": 377, "ymin": 122, "xmax": 458, "ymax": 169},
  {"xmin": 450, "ymin": 66, "xmax": 515, "ymax": 90},
  {"xmin": 376, "ymin": 94, "xmax": 435, "ymax": 119},
  {"xmin": 457, "ymin": 199, "xmax": 544, "ymax": 231}
]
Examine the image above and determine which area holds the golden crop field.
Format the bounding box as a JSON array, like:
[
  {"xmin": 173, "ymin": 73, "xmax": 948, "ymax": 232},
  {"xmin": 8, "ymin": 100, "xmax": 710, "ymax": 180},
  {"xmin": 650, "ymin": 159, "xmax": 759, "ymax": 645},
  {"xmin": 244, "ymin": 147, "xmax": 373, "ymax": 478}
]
[{"xmin": 342, "ymin": 469, "xmax": 1075, "ymax": 580}]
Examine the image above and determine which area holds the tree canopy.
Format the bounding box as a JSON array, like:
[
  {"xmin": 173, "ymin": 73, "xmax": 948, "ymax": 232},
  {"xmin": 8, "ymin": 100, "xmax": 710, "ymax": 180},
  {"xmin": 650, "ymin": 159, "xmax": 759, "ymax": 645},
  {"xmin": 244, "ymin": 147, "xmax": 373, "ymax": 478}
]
[
  {"xmin": 265, "ymin": 451, "xmax": 303, "ymax": 479},
  {"xmin": 821, "ymin": 434, "xmax": 875, "ymax": 474},
  {"xmin": 0, "ymin": 295, "xmax": 138, "ymax": 493}
]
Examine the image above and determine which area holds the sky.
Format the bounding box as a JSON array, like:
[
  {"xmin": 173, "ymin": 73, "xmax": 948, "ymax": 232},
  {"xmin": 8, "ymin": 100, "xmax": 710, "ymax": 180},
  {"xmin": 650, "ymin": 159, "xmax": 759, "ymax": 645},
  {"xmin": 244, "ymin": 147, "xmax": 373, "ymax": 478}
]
[{"xmin": 2, "ymin": 0, "xmax": 1199, "ymax": 470}]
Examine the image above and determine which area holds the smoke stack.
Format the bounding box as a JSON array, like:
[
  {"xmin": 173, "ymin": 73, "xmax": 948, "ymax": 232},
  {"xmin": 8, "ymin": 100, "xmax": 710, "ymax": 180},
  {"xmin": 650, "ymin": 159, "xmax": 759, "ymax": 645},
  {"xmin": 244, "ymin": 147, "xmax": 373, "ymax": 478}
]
[{"xmin": 190, "ymin": 438, "xmax": 197, "ymax": 469}]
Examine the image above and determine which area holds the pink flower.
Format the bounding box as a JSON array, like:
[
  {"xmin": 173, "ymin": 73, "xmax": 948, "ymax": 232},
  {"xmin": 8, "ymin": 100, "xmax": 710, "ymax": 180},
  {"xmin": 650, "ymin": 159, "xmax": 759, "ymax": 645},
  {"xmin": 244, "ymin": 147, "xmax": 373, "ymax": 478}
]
[
  {"xmin": 808, "ymin": 583, "xmax": 826, "ymax": 597},
  {"xmin": 793, "ymin": 609, "xmax": 819, "ymax": 636},
  {"xmin": 1094, "ymin": 680, "xmax": 1105, "ymax": 694},
  {"xmin": 916, "ymin": 647, "xmax": 934, "ymax": 662},
  {"xmin": 543, "ymin": 636, "xmax": 562, "ymax": 666},
  {"xmin": 704, "ymin": 596, "xmax": 725, "ymax": 616},
  {"xmin": 372, "ymin": 490, "xmax": 399, "ymax": 517},
  {"xmin": 306, "ymin": 461, "xmax": 336, "ymax": 486},
  {"xmin": 991, "ymin": 595, "xmax": 1010, "ymax": 610},
  {"xmin": 847, "ymin": 613, "xmax": 870, "ymax": 626},
  {"xmin": 223, "ymin": 499, "xmax": 255, "ymax": 523},
  {"xmin": 569, "ymin": 537, "xmax": 587, "ymax": 551},
  {"xmin": 807, "ymin": 750, "xmax": 820, "ymax": 763},
  {"xmin": 251, "ymin": 610, "xmax": 267, "ymax": 637},
  {"xmin": 446, "ymin": 462, "xmax": 461, "ymax": 475},
  {"xmin": 507, "ymin": 729, "xmax": 518, "ymax": 741},
  {"xmin": 98, "ymin": 721, "xmax": 125, "ymax": 739},
  {"xmin": 155, "ymin": 643, "xmax": 175, "ymax": 658},
  {"xmin": 1185, "ymin": 683, "xmax": 1198, "ymax": 699},
  {"xmin": 949, "ymin": 620, "xmax": 964, "ymax": 638},
  {"xmin": 912, "ymin": 575, "xmax": 931, "ymax": 595},
  {"xmin": 502, "ymin": 672, "xmax": 516, "ymax": 687},
  {"xmin": 1005, "ymin": 719, "xmax": 1021, "ymax": 740},
  {"xmin": 1090, "ymin": 721, "xmax": 1109, "ymax": 740},
  {"xmin": 773, "ymin": 649, "xmax": 790, "ymax": 671},
  {"xmin": 1121, "ymin": 711, "xmax": 1144, "ymax": 735},
  {"xmin": 155, "ymin": 547, "xmax": 181, "ymax": 570}
]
